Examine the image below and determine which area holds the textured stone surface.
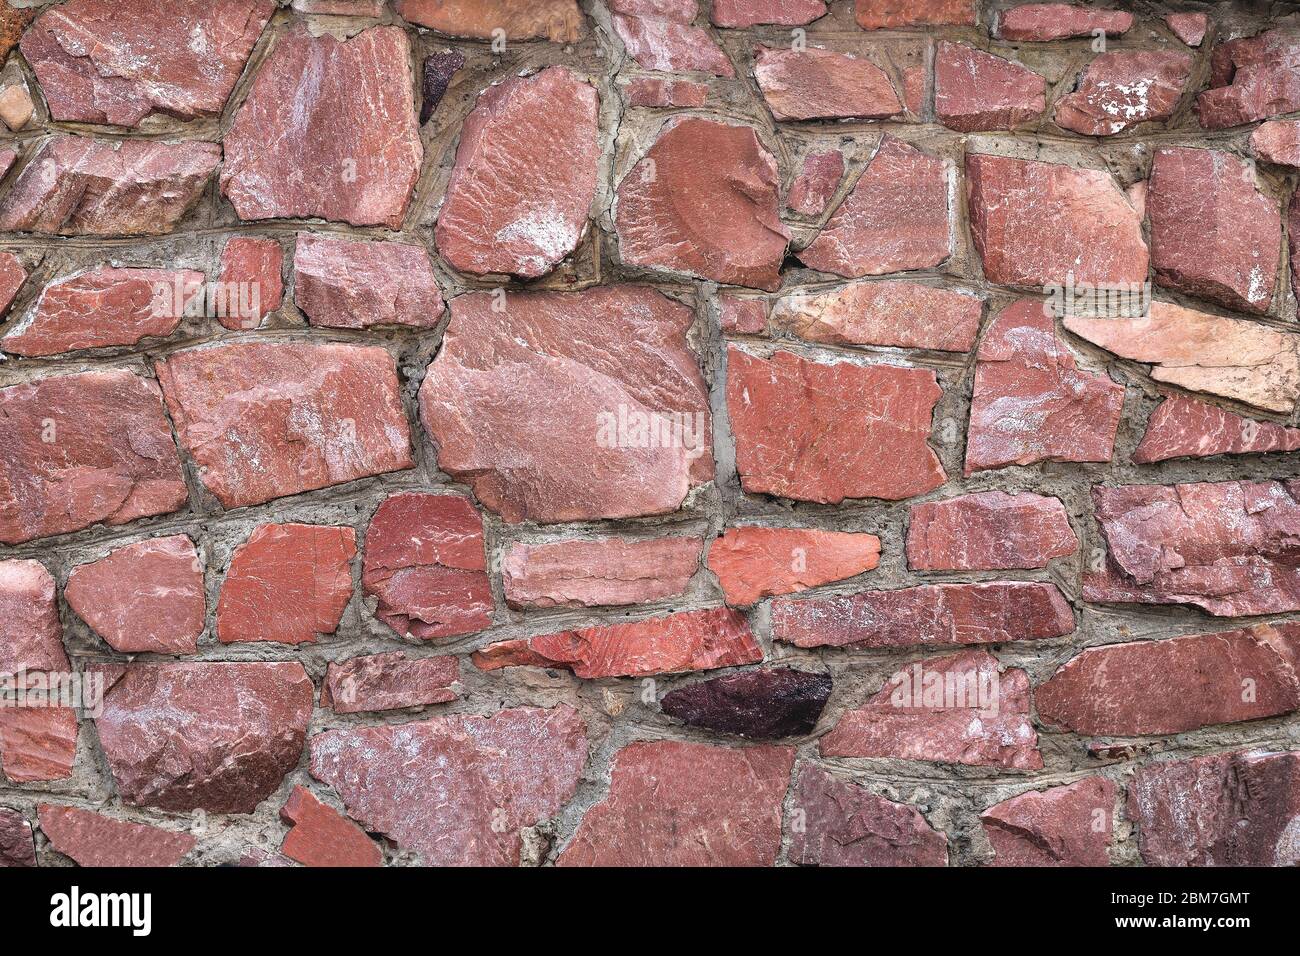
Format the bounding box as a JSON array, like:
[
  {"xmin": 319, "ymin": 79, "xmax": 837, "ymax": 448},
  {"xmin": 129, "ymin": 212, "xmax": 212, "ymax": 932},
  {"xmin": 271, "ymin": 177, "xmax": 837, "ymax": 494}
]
[
  {"xmin": 786, "ymin": 149, "xmax": 844, "ymax": 216},
  {"xmin": 773, "ymin": 581, "xmax": 1074, "ymax": 648},
  {"xmin": 157, "ymin": 342, "xmax": 413, "ymax": 508},
  {"xmin": 0, "ymin": 561, "xmax": 67, "ymax": 675},
  {"xmin": 1251, "ymin": 120, "xmax": 1300, "ymax": 167},
  {"xmin": 754, "ymin": 46, "xmax": 900, "ymax": 122},
  {"xmin": 772, "ymin": 281, "xmax": 981, "ymax": 352},
  {"xmin": 1197, "ymin": 29, "xmax": 1300, "ymax": 129},
  {"xmin": 21, "ymin": 0, "xmax": 273, "ymax": 127},
  {"xmin": 727, "ymin": 347, "xmax": 946, "ymax": 504},
  {"xmin": 855, "ymin": 0, "xmax": 975, "ymax": 30},
  {"xmin": 218, "ymin": 237, "xmax": 282, "ymax": 330},
  {"xmin": 935, "ymin": 42, "xmax": 1046, "ymax": 132},
  {"xmin": 421, "ymin": 287, "xmax": 711, "ymax": 522},
  {"xmin": 420, "ymin": 49, "xmax": 465, "ymax": 123},
  {"xmin": 613, "ymin": 12, "xmax": 734, "ymax": 77},
  {"xmin": 800, "ymin": 136, "xmax": 950, "ymax": 278},
  {"xmin": 558, "ymin": 740, "xmax": 794, "ymax": 866},
  {"xmin": 396, "ymin": 0, "xmax": 585, "ymax": 41},
  {"xmin": 906, "ymin": 491, "xmax": 1077, "ymax": 571},
  {"xmin": 38, "ymin": 804, "xmax": 196, "ymax": 867},
  {"xmin": 625, "ymin": 75, "xmax": 709, "ymax": 107},
  {"xmin": 0, "ymin": 708, "xmax": 78, "ymax": 783},
  {"xmin": 1055, "ymin": 51, "xmax": 1192, "ymax": 136},
  {"xmin": 280, "ymin": 786, "xmax": 382, "ymax": 868},
  {"xmin": 1085, "ymin": 480, "xmax": 1300, "ymax": 616},
  {"xmin": 791, "ymin": 767, "xmax": 948, "ymax": 866},
  {"xmin": 996, "ymin": 3, "xmax": 1133, "ymax": 41},
  {"xmin": 0, "ymin": 370, "xmax": 187, "ymax": 545},
  {"xmin": 0, "ymin": 253, "xmax": 25, "ymax": 318},
  {"xmin": 0, "ymin": 808, "xmax": 35, "ymax": 867},
  {"xmin": 322, "ymin": 652, "xmax": 459, "ymax": 714},
  {"xmin": 96, "ymin": 662, "xmax": 313, "ymax": 813},
  {"xmin": 718, "ymin": 294, "xmax": 768, "ymax": 333},
  {"xmin": 503, "ymin": 536, "xmax": 701, "ymax": 609},
  {"xmin": 1134, "ymin": 395, "xmax": 1300, "ymax": 463},
  {"xmin": 661, "ymin": 668, "xmax": 831, "ymax": 738},
  {"xmin": 221, "ymin": 25, "xmax": 422, "ymax": 229},
  {"xmin": 217, "ymin": 524, "xmax": 357, "ymax": 645},
  {"xmin": 616, "ymin": 118, "xmax": 787, "ymax": 289},
  {"xmin": 712, "ymin": 0, "xmax": 826, "ymax": 27},
  {"xmin": 362, "ymin": 493, "xmax": 491, "ymax": 641},
  {"xmin": 310, "ymin": 706, "xmax": 587, "ymax": 866},
  {"xmin": 0, "ymin": 5, "xmax": 34, "ymax": 62},
  {"xmin": 707, "ymin": 526, "xmax": 880, "ymax": 606},
  {"xmin": 65, "ymin": 535, "xmax": 204, "ymax": 654},
  {"xmin": 294, "ymin": 235, "xmax": 444, "ymax": 329},
  {"xmin": 1166, "ymin": 12, "xmax": 1207, "ymax": 47},
  {"xmin": 981, "ymin": 777, "xmax": 1115, "ymax": 866},
  {"xmin": 435, "ymin": 67, "xmax": 599, "ymax": 279}
]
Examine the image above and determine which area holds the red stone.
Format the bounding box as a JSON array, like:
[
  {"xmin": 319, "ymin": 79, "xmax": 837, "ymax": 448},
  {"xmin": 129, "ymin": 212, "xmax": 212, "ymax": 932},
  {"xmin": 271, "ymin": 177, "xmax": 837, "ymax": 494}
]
[
  {"xmin": 610, "ymin": 2, "xmax": 698, "ymax": 22},
  {"xmin": 0, "ymin": 561, "xmax": 67, "ymax": 675},
  {"xmin": 855, "ymin": 0, "xmax": 975, "ymax": 29},
  {"xmin": 935, "ymin": 42, "xmax": 1046, "ymax": 133},
  {"xmin": 421, "ymin": 287, "xmax": 712, "ymax": 522},
  {"xmin": 0, "ymin": 253, "xmax": 25, "ymax": 318},
  {"xmin": 157, "ymin": 342, "xmax": 412, "ymax": 508},
  {"xmin": 37, "ymin": 805, "xmax": 196, "ymax": 868},
  {"xmin": 503, "ymin": 536, "xmax": 701, "ymax": 609},
  {"xmin": 280, "ymin": 786, "xmax": 382, "ymax": 868},
  {"xmin": 0, "ymin": 5, "xmax": 34, "ymax": 61},
  {"xmin": 772, "ymin": 281, "xmax": 981, "ymax": 352},
  {"xmin": 0, "ymin": 135, "xmax": 219, "ymax": 236},
  {"xmin": 558, "ymin": 740, "xmax": 794, "ymax": 866},
  {"xmin": 1085, "ymin": 480, "xmax": 1300, "ymax": 616},
  {"xmin": 1036, "ymin": 622, "xmax": 1300, "ymax": 736},
  {"xmin": 294, "ymin": 235, "xmax": 444, "ymax": 329},
  {"xmin": 2, "ymin": 267, "xmax": 201, "ymax": 357},
  {"xmin": 97, "ymin": 662, "xmax": 313, "ymax": 813},
  {"xmin": 966, "ymin": 154, "xmax": 1148, "ymax": 289},
  {"xmin": 790, "ymin": 767, "xmax": 948, "ymax": 866},
  {"xmin": 1197, "ymin": 29, "xmax": 1300, "ymax": 129},
  {"xmin": 1128, "ymin": 750, "xmax": 1300, "ymax": 865},
  {"xmin": 1148, "ymin": 146, "xmax": 1280, "ymax": 314},
  {"xmin": 65, "ymin": 535, "xmax": 204, "ymax": 654},
  {"xmin": 435, "ymin": 67, "xmax": 600, "ymax": 279},
  {"xmin": 821, "ymin": 649, "xmax": 1042, "ymax": 769},
  {"xmin": 473, "ymin": 607, "xmax": 762, "ymax": 678},
  {"xmin": 0, "ymin": 370, "xmax": 187, "ymax": 544},
  {"xmin": 800, "ymin": 136, "xmax": 950, "ymax": 278},
  {"xmin": 754, "ymin": 46, "xmax": 900, "ymax": 122},
  {"xmin": 322, "ymin": 652, "xmax": 459, "ymax": 714},
  {"xmin": 786, "ymin": 149, "xmax": 844, "ymax": 216},
  {"xmin": 218, "ymin": 237, "xmax": 282, "ymax": 331},
  {"xmin": 1166, "ymin": 12, "xmax": 1207, "ymax": 47},
  {"xmin": 1135, "ymin": 395, "xmax": 1300, "ymax": 463},
  {"xmin": 0, "ymin": 808, "xmax": 35, "ymax": 867},
  {"xmin": 310, "ymin": 705, "xmax": 588, "ymax": 866},
  {"xmin": 396, "ymin": 0, "xmax": 585, "ymax": 41},
  {"xmin": 718, "ymin": 294, "xmax": 768, "ymax": 334},
  {"xmin": 966, "ymin": 300, "xmax": 1124, "ymax": 473},
  {"xmin": 217, "ymin": 524, "xmax": 356, "ymax": 645},
  {"xmin": 1251, "ymin": 120, "xmax": 1300, "ymax": 167},
  {"xmin": 907, "ymin": 491, "xmax": 1077, "ymax": 572},
  {"xmin": 0, "ymin": 707, "xmax": 78, "ymax": 783},
  {"xmin": 707, "ymin": 526, "xmax": 881, "ymax": 606},
  {"xmin": 616, "ymin": 118, "xmax": 787, "ymax": 290},
  {"xmin": 981, "ymin": 777, "xmax": 1114, "ymax": 866},
  {"xmin": 613, "ymin": 13, "xmax": 734, "ymax": 77},
  {"xmin": 1055, "ymin": 51, "xmax": 1192, "ymax": 136},
  {"xmin": 773, "ymin": 581, "xmax": 1074, "ymax": 648},
  {"xmin": 727, "ymin": 347, "xmax": 946, "ymax": 504},
  {"xmin": 21, "ymin": 0, "xmax": 273, "ymax": 127},
  {"xmin": 996, "ymin": 3, "xmax": 1132, "ymax": 41},
  {"xmin": 625, "ymin": 76, "xmax": 709, "ymax": 107},
  {"xmin": 362, "ymin": 493, "xmax": 492, "ymax": 641},
  {"xmin": 221, "ymin": 24, "xmax": 422, "ymax": 229}
]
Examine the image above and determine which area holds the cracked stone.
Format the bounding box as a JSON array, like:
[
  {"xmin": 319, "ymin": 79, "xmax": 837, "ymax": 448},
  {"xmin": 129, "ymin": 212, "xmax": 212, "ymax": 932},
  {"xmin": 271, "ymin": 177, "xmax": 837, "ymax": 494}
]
[
  {"xmin": 981, "ymin": 777, "xmax": 1115, "ymax": 866},
  {"xmin": 38, "ymin": 804, "xmax": 196, "ymax": 867},
  {"xmin": 1197, "ymin": 29, "xmax": 1300, "ymax": 129},
  {"xmin": 1055, "ymin": 51, "xmax": 1192, "ymax": 136},
  {"xmin": 294, "ymin": 235, "xmax": 444, "ymax": 329},
  {"xmin": 907, "ymin": 491, "xmax": 1078, "ymax": 571},
  {"xmin": 280, "ymin": 786, "xmax": 382, "ymax": 868},
  {"xmin": 1134, "ymin": 395, "xmax": 1300, "ymax": 463},
  {"xmin": 772, "ymin": 280, "xmax": 981, "ymax": 352}
]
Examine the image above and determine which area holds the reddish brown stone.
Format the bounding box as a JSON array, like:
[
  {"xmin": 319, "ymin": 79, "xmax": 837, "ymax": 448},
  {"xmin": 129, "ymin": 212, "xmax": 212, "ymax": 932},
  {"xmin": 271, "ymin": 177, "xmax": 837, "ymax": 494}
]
[
  {"xmin": 982, "ymin": 777, "xmax": 1114, "ymax": 866},
  {"xmin": 787, "ymin": 149, "xmax": 844, "ymax": 216},
  {"xmin": 21, "ymin": 0, "xmax": 273, "ymax": 127},
  {"xmin": 310, "ymin": 706, "xmax": 588, "ymax": 866},
  {"xmin": 558, "ymin": 740, "xmax": 794, "ymax": 866},
  {"xmin": 855, "ymin": 0, "xmax": 975, "ymax": 30},
  {"xmin": 362, "ymin": 493, "xmax": 492, "ymax": 641},
  {"xmin": 2, "ymin": 267, "xmax": 201, "ymax": 357},
  {"xmin": 996, "ymin": 3, "xmax": 1132, "ymax": 41},
  {"xmin": 1085, "ymin": 480, "xmax": 1300, "ymax": 616},
  {"xmin": 820, "ymin": 650, "xmax": 1042, "ymax": 770},
  {"xmin": 967, "ymin": 300, "xmax": 1125, "ymax": 473},
  {"xmin": 790, "ymin": 767, "xmax": 948, "ymax": 866},
  {"xmin": 1135, "ymin": 395, "xmax": 1300, "ymax": 463},
  {"xmin": 218, "ymin": 237, "xmax": 282, "ymax": 331},
  {"xmin": 322, "ymin": 652, "xmax": 459, "ymax": 714},
  {"xmin": 935, "ymin": 42, "xmax": 1046, "ymax": 133},
  {"xmin": 473, "ymin": 607, "xmax": 760, "ymax": 678},
  {"xmin": 966, "ymin": 154, "xmax": 1148, "ymax": 289},
  {"xmin": 1252, "ymin": 120, "xmax": 1300, "ymax": 167},
  {"xmin": 907, "ymin": 491, "xmax": 1077, "ymax": 572},
  {"xmin": 217, "ymin": 524, "xmax": 356, "ymax": 645},
  {"xmin": 420, "ymin": 49, "xmax": 465, "ymax": 123},
  {"xmin": 503, "ymin": 536, "xmax": 701, "ymax": 609},
  {"xmin": 0, "ymin": 370, "xmax": 188, "ymax": 545},
  {"xmin": 625, "ymin": 76, "xmax": 709, "ymax": 108},
  {"xmin": 0, "ymin": 707, "xmax": 78, "ymax": 783},
  {"xmin": 0, "ymin": 5, "xmax": 34, "ymax": 62},
  {"xmin": 280, "ymin": 786, "xmax": 382, "ymax": 868},
  {"xmin": 0, "ymin": 253, "xmax": 25, "ymax": 318},
  {"xmin": 1036, "ymin": 622, "xmax": 1300, "ymax": 736},
  {"xmin": 616, "ymin": 118, "xmax": 787, "ymax": 290},
  {"xmin": 97, "ymin": 662, "xmax": 313, "ymax": 813},
  {"xmin": 0, "ymin": 135, "xmax": 219, "ymax": 236},
  {"xmin": 773, "ymin": 581, "xmax": 1074, "ymax": 648},
  {"xmin": 772, "ymin": 281, "xmax": 981, "ymax": 352},
  {"xmin": 0, "ymin": 808, "xmax": 35, "ymax": 867},
  {"xmin": 613, "ymin": 13, "xmax": 734, "ymax": 77},
  {"xmin": 1128, "ymin": 750, "xmax": 1300, "ymax": 865},
  {"xmin": 436, "ymin": 67, "xmax": 599, "ymax": 279},
  {"xmin": 712, "ymin": 0, "xmax": 825, "ymax": 26},
  {"xmin": 396, "ymin": 0, "xmax": 585, "ymax": 41},
  {"xmin": 221, "ymin": 25, "xmax": 421, "ymax": 229},
  {"xmin": 65, "ymin": 535, "xmax": 204, "ymax": 654},
  {"xmin": 661, "ymin": 668, "xmax": 832, "ymax": 739},
  {"xmin": 1166, "ymin": 12, "xmax": 1207, "ymax": 47},
  {"xmin": 0, "ymin": 561, "xmax": 67, "ymax": 675},
  {"xmin": 707, "ymin": 526, "xmax": 881, "ymax": 606},
  {"xmin": 1055, "ymin": 51, "xmax": 1192, "ymax": 136},
  {"xmin": 421, "ymin": 287, "xmax": 712, "ymax": 522},
  {"xmin": 157, "ymin": 342, "xmax": 412, "ymax": 508},
  {"xmin": 800, "ymin": 136, "xmax": 949, "ymax": 278},
  {"xmin": 1197, "ymin": 29, "xmax": 1300, "ymax": 129},
  {"xmin": 294, "ymin": 235, "xmax": 444, "ymax": 329},
  {"xmin": 727, "ymin": 347, "xmax": 946, "ymax": 504},
  {"xmin": 718, "ymin": 294, "xmax": 768, "ymax": 334},
  {"xmin": 38, "ymin": 804, "xmax": 196, "ymax": 868},
  {"xmin": 754, "ymin": 46, "xmax": 900, "ymax": 122}
]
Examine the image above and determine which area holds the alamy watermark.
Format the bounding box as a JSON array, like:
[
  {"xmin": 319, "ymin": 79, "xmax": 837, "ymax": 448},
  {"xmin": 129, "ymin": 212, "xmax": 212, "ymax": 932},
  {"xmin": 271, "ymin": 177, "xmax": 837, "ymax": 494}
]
[
  {"xmin": 884, "ymin": 661, "xmax": 1000, "ymax": 716},
  {"xmin": 0, "ymin": 669, "xmax": 104, "ymax": 718},
  {"xmin": 1043, "ymin": 272, "xmax": 1151, "ymax": 320},
  {"xmin": 152, "ymin": 276, "xmax": 261, "ymax": 326},
  {"xmin": 595, "ymin": 404, "xmax": 707, "ymax": 460}
]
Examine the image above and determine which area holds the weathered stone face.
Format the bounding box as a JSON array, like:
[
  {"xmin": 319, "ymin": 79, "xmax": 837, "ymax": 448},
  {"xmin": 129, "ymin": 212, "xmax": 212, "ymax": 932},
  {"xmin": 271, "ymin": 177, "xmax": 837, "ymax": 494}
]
[
  {"xmin": 503, "ymin": 536, "xmax": 701, "ymax": 609},
  {"xmin": 0, "ymin": 561, "xmax": 66, "ymax": 676},
  {"xmin": 712, "ymin": 0, "xmax": 826, "ymax": 27},
  {"xmin": 935, "ymin": 42, "xmax": 1046, "ymax": 132},
  {"xmin": 661, "ymin": 668, "xmax": 831, "ymax": 738},
  {"xmin": 612, "ymin": 12, "xmax": 734, "ymax": 76},
  {"xmin": 906, "ymin": 491, "xmax": 1078, "ymax": 571},
  {"xmin": 1251, "ymin": 119, "xmax": 1300, "ymax": 166},
  {"xmin": 396, "ymin": 0, "xmax": 585, "ymax": 41},
  {"xmin": 856, "ymin": 0, "xmax": 976, "ymax": 30},
  {"xmin": 1055, "ymin": 51, "xmax": 1193, "ymax": 135},
  {"xmin": 1135, "ymin": 395, "xmax": 1300, "ymax": 463},
  {"xmin": 420, "ymin": 49, "xmax": 465, "ymax": 122},
  {"xmin": 791, "ymin": 767, "xmax": 948, "ymax": 866},
  {"xmin": 0, "ymin": 808, "xmax": 36, "ymax": 867},
  {"xmin": 786, "ymin": 149, "xmax": 845, "ymax": 216},
  {"xmin": 981, "ymin": 778, "xmax": 1115, "ymax": 866},
  {"xmin": 707, "ymin": 527, "xmax": 881, "ymax": 606},
  {"xmin": 1166, "ymin": 12, "xmax": 1207, "ymax": 47},
  {"xmin": 0, "ymin": 707, "xmax": 78, "ymax": 784},
  {"xmin": 218, "ymin": 238, "xmax": 282, "ymax": 330},
  {"xmin": 322, "ymin": 653, "xmax": 459, "ymax": 714},
  {"xmin": 280, "ymin": 787, "xmax": 382, "ymax": 868},
  {"xmin": 38, "ymin": 805, "xmax": 196, "ymax": 868},
  {"xmin": 625, "ymin": 76, "xmax": 709, "ymax": 108},
  {"xmin": 295, "ymin": 235, "xmax": 443, "ymax": 330},
  {"xmin": 0, "ymin": 253, "xmax": 25, "ymax": 318},
  {"xmin": 754, "ymin": 46, "xmax": 901, "ymax": 122},
  {"xmin": 1198, "ymin": 29, "xmax": 1300, "ymax": 129},
  {"xmin": 996, "ymin": 3, "xmax": 1132, "ymax": 41},
  {"xmin": 771, "ymin": 281, "xmax": 982, "ymax": 353}
]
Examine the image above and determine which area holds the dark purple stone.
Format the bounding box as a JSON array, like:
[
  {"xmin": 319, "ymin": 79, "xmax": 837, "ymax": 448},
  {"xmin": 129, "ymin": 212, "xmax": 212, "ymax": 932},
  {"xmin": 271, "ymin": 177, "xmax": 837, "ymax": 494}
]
[
  {"xmin": 661, "ymin": 668, "xmax": 832, "ymax": 739},
  {"xmin": 421, "ymin": 50, "xmax": 465, "ymax": 124},
  {"xmin": 0, "ymin": 808, "xmax": 36, "ymax": 867}
]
